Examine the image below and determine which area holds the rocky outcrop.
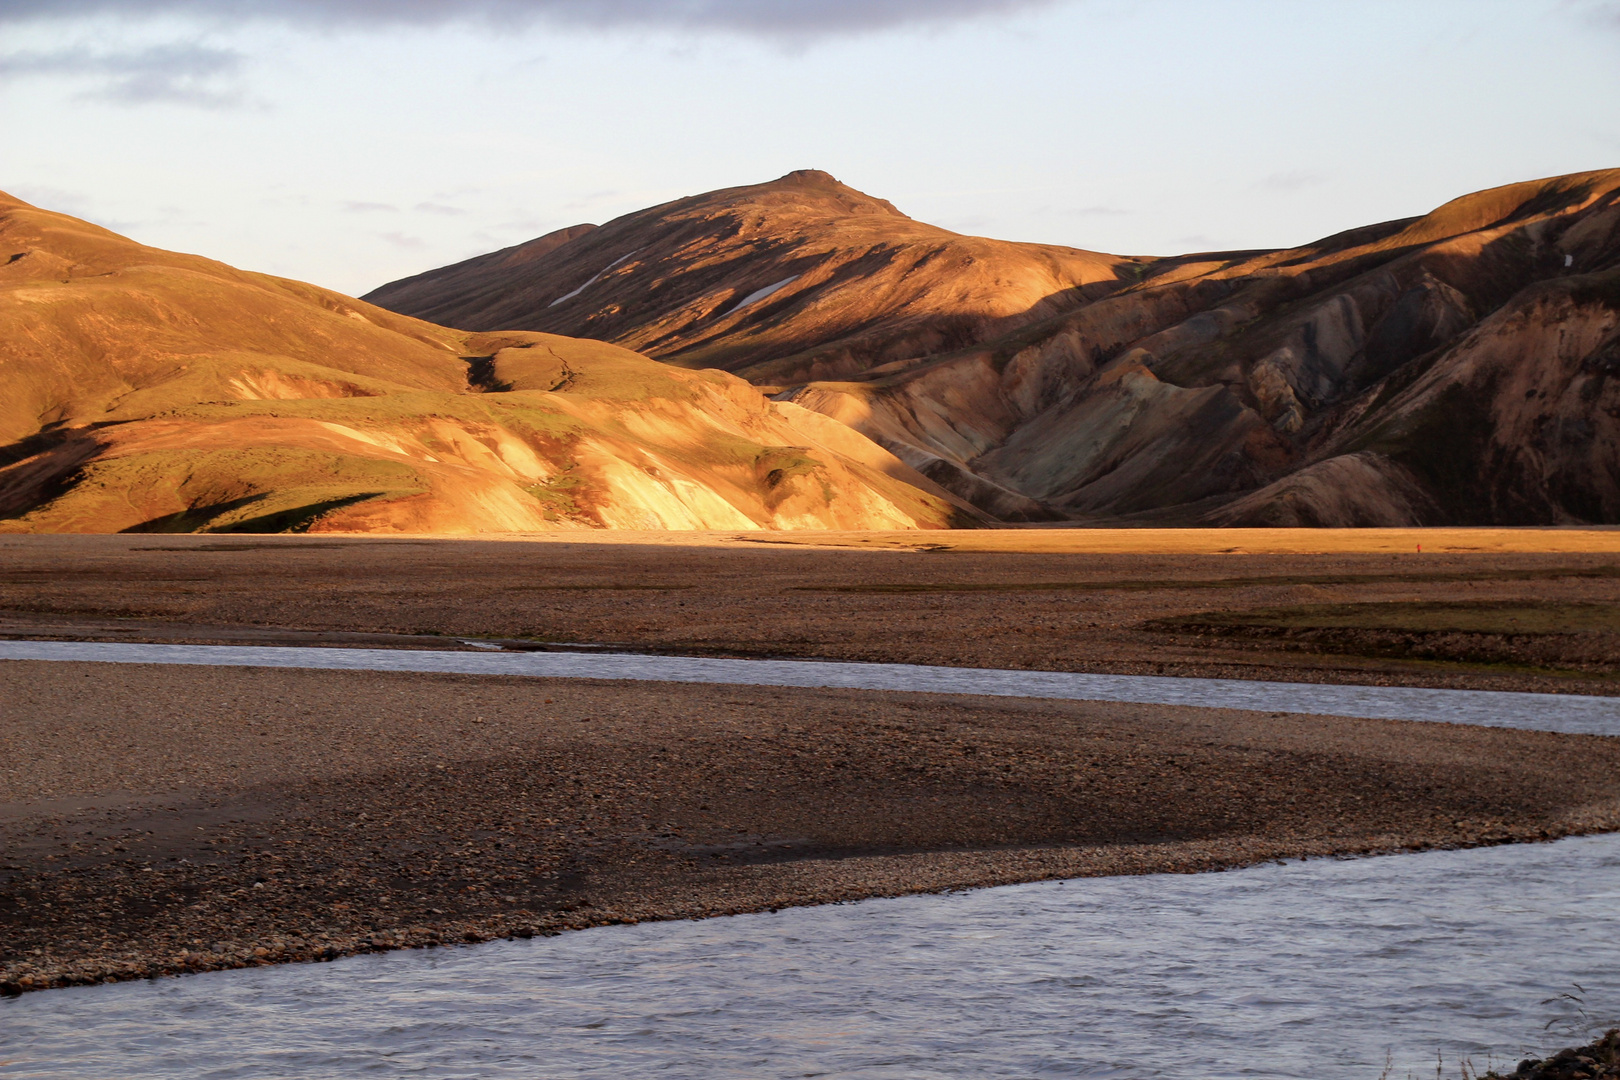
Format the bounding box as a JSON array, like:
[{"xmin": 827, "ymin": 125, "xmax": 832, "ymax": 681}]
[
  {"xmin": 1496, "ymin": 1029, "xmax": 1620, "ymax": 1080},
  {"xmin": 0, "ymin": 192, "xmax": 968, "ymax": 534}
]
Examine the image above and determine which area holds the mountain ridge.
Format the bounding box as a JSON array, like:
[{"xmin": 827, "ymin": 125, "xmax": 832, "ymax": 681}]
[
  {"xmin": 368, "ymin": 168, "xmax": 1620, "ymax": 526},
  {"xmin": 363, "ymin": 169, "xmax": 1135, "ymax": 385}
]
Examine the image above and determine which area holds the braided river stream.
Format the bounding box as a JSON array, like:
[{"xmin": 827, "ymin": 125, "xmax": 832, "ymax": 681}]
[{"xmin": 2, "ymin": 642, "xmax": 1617, "ymax": 1078}]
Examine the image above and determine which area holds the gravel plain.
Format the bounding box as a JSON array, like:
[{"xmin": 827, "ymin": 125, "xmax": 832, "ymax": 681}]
[
  {"xmin": 3, "ymin": 533, "xmax": 1620, "ymax": 692},
  {"xmin": 4, "ymin": 659, "xmax": 1620, "ymax": 996},
  {"xmin": 5, "ymin": 532, "xmax": 1620, "ymax": 997}
]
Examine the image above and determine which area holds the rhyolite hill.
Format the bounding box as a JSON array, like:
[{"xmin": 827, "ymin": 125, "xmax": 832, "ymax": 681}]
[
  {"xmin": 0, "ymin": 190, "xmax": 970, "ymax": 534},
  {"xmin": 369, "ymin": 168, "xmax": 1620, "ymax": 526}
]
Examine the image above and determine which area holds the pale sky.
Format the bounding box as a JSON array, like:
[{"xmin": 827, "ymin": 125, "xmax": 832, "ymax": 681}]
[{"xmin": 4, "ymin": 0, "xmax": 1618, "ymax": 297}]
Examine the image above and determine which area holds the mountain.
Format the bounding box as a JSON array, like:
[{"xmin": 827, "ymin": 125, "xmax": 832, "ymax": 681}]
[
  {"xmin": 0, "ymin": 192, "xmax": 969, "ymax": 534},
  {"xmin": 371, "ymin": 169, "xmax": 1620, "ymax": 525},
  {"xmin": 786, "ymin": 170, "xmax": 1620, "ymax": 525},
  {"xmin": 363, "ymin": 170, "xmax": 1135, "ymax": 387}
]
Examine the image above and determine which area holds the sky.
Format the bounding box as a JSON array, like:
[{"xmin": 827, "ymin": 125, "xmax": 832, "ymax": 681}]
[{"xmin": 3, "ymin": 0, "xmax": 1619, "ymax": 297}]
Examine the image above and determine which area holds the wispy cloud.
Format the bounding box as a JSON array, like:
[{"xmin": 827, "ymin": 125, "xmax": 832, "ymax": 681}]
[
  {"xmin": 1257, "ymin": 170, "xmax": 1328, "ymax": 193},
  {"xmin": 0, "ymin": 41, "xmax": 244, "ymax": 107},
  {"xmin": 414, "ymin": 201, "xmax": 466, "ymax": 216},
  {"xmin": 7, "ymin": 183, "xmax": 98, "ymax": 216},
  {"xmin": 1170, "ymin": 234, "xmax": 1215, "ymax": 252},
  {"xmin": 378, "ymin": 231, "xmax": 427, "ymax": 249},
  {"xmin": 0, "ymin": 1, "xmax": 1057, "ymax": 109},
  {"xmin": 341, "ymin": 200, "xmax": 399, "ymax": 212},
  {"xmin": 0, "ymin": 0, "xmax": 1059, "ymax": 38},
  {"xmin": 1577, "ymin": 0, "xmax": 1620, "ymax": 29}
]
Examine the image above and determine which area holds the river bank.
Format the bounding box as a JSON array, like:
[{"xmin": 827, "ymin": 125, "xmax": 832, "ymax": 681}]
[{"xmin": 5, "ymin": 659, "xmax": 1620, "ymax": 995}]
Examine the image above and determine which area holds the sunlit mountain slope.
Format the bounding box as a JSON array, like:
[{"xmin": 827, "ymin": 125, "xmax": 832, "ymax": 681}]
[{"xmin": 0, "ymin": 192, "xmax": 967, "ymax": 534}]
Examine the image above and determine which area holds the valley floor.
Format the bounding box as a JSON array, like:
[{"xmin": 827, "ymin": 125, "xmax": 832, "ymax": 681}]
[
  {"xmin": 3, "ymin": 529, "xmax": 1620, "ymax": 693},
  {"xmin": 3, "ymin": 529, "xmax": 1620, "ymax": 994}
]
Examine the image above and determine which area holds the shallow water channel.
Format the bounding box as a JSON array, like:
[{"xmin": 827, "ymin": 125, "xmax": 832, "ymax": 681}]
[
  {"xmin": 2, "ymin": 639, "xmax": 1618, "ymax": 734},
  {"xmin": 4, "ymin": 834, "xmax": 1619, "ymax": 1080},
  {"xmin": 2, "ymin": 640, "xmax": 1618, "ymax": 1078}
]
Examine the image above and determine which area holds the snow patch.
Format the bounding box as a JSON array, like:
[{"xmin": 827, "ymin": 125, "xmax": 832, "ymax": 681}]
[
  {"xmin": 725, "ymin": 275, "xmax": 800, "ymax": 317},
  {"xmin": 549, "ymin": 250, "xmax": 639, "ymax": 308}
]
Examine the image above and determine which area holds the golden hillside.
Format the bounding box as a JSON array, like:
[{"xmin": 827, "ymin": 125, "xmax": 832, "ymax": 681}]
[
  {"xmin": 0, "ymin": 192, "xmax": 968, "ymax": 534},
  {"xmin": 365, "ymin": 169, "xmax": 1135, "ymax": 384}
]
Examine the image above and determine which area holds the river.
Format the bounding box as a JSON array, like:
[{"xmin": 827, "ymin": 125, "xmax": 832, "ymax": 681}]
[
  {"xmin": 1, "ymin": 641, "xmax": 1616, "ymax": 1078},
  {"xmin": 1, "ymin": 640, "xmax": 1616, "ymax": 734}
]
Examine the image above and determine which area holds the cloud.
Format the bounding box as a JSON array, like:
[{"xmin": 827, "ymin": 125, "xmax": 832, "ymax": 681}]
[
  {"xmin": 342, "ymin": 200, "xmax": 399, "ymax": 212},
  {"xmin": 414, "ymin": 201, "xmax": 466, "ymax": 215},
  {"xmin": 1169, "ymin": 234, "xmax": 1215, "ymax": 251},
  {"xmin": 0, "ymin": 0, "xmax": 1059, "ymax": 38},
  {"xmin": 1257, "ymin": 170, "xmax": 1327, "ymax": 193},
  {"xmin": 0, "ymin": 41, "xmax": 244, "ymax": 106},
  {"xmin": 7, "ymin": 183, "xmax": 98, "ymax": 215},
  {"xmin": 1578, "ymin": 0, "xmax": 1620, "ymax": 28}
]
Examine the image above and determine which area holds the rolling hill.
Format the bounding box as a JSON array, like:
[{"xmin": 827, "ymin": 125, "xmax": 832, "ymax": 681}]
[{"xmin": 0, "ymin": 191, "xmax": 969, "ymax": 534}]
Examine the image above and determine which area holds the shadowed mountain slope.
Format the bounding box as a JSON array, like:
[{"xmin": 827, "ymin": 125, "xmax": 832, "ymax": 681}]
[
  {"xmin": 364, "ymin": 170, "xmax": 1136, "ymax": 386},
  {"xmin": 0, "ymin": 192, "xmax": 968, "ymax": 534},
  {"xmin": 376, "ymin": 168, "xmax": 1620, "ymax": 525},
  {"xmin": 797, "ymin": 169, "xmax": 1620, "ymax": 526}
]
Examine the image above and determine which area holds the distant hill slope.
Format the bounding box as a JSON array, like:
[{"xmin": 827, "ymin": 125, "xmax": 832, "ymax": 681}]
[
  {"xmin": 370, "ymin": 169, "xmax": 1620, "ymax": 525},
  {"xmin": 0, "ymin": 192, "xmax": 968, "ymax": 534},
  {"xmin": 786, "ymin": 169, "xmax": 1620, "ymax": 525},
  {"xmin": 363, "ymin": 169, "xmax": 1135, "ymax": 386}
]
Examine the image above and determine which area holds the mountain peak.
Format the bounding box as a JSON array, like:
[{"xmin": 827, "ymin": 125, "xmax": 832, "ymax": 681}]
[
  {"xmin": 724, "ymin": 169, "xmax": 909, "ymax": 219},
  {"xmin": 776, "ymin": 168, "xmax": 842, "ymax": 186},
  {"xmin": 364, "ymin": 171, "xmax": 1126, "ymax": 379}
]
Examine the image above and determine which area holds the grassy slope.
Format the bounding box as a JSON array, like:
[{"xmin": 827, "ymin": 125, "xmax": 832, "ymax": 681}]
[{"xmin": 0, "ymin": 192, "xmax": 962, "ymax": 534}]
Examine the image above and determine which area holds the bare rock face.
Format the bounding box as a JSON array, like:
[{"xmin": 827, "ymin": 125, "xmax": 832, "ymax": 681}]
[
  {"xmin": 383, "ymin": 167, "xmax": 1620, "ymax": 525},
  {"xmin": 0, "ymin": 192, "xmax": 969, "ymax": 534},
  {"xmin": 363, "ymin": 170, "xmax": 1135, "ymax": 386}
]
